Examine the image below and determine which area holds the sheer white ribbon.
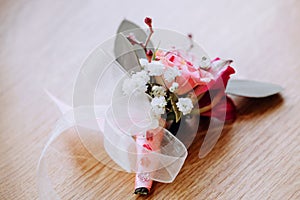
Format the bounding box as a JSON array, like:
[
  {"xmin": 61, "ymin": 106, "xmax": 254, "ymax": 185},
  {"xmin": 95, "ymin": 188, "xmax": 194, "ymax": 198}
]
[
  {"xmin": 37, "ymin": 97, "xmax": 188, "ymax": 199},
  {"xmin": 37, "ymin": 29, "xmax": 227, "ymax": 199},
  {"xmin": 38, "ymin": 48, "xmax": 189, "ymax": 199}
]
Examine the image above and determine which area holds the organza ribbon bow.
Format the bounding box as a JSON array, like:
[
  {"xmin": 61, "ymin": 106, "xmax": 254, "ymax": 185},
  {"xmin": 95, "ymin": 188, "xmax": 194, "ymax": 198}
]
[{"xmin": 38, "ymin": 47, "xmax": 189, "ymax": 199}]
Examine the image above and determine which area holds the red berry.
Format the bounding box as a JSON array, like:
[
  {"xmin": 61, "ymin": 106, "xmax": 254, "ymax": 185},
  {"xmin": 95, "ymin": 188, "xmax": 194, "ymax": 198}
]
[
  {"xmin": 146, "ymin": 49, "xmax": 153, "ymax": 62},
  {"xmin": 146, "ymin": 49, "xmax": 153, "ymax": 56},
  {"xmin": 144, "ymin": 17, "xmax": 152, "ymax": 27}
]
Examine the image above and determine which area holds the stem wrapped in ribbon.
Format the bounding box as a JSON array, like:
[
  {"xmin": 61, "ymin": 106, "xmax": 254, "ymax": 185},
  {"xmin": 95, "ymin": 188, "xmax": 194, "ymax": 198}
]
[{"xmin": 134, "ymin": 123, "xmax": 165, "ymax": 195}]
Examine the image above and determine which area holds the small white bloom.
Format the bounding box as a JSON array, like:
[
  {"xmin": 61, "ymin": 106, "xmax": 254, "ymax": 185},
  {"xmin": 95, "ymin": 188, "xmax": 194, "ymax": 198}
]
[
  {"xmin": 169, "ymin": 82, "xmax": 179, "ymax": 93},
  {"xmin": 152, "ymin": 85, "xmax": 166, "ymax": 97},
  {"xmin": 199, "ymin": 56, "xmax": 211, "ymax": 69},
  {"xmin": 122, "ymin": 70, "xmax": 149, "ymax": 95},
  {"xmin": 139, "ymin": 59, "xmax": 164, "ymax": 76},
  {"xmin": 164, "ymin": 66, "xmax": 181, "ymax": 82},
  {"xmin": 151, "ymin": 96, "xmax": 167, "ymax": 115},
  {"xmin": 147, "ymin": 62, "xmax": 165, "ymax": 76},
  {"xmin": 176, "ymin": 98, "xmax": 194, "ymax": 115},
  {"xmin": 132, "ymin": 70, "xmax": 150, "ymax": 84},
  {"xmin": 139, "ymin": 58, "xmax": 149, "ymax": 67}
]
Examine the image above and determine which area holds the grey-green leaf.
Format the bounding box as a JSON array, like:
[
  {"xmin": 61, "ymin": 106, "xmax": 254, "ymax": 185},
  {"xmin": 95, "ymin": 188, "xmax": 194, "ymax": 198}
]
[
  {"xmin": 114, "ymin": 32, "xmax": 140, "ymax": 72},
  {"xmin": 115, "ymin": 19, "xmax": 153, "ymax": 58},
  {"xmin": 226, "ymin": 79, "xmax": 283, "ymax": 98}
]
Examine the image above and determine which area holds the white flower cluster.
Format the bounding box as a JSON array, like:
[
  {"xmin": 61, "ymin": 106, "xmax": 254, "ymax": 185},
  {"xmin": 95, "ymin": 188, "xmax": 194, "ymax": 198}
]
[
  {"xmin": 147, "ymin": 62, "xmax": 164, "ymax": 76},
  {"xmin": 176, "ymin": 98, "xmax": 194, "ymax": 115},
  {"xmin": 151, "ymin": 96, "xmax": 167, "ymax": 115},
  {"xmin": 169, "ymin": 82, "xmax": 179, "ymax": 93},
  {"xmin": 140, "ymin": 59, "xmax": 164, "ymax": 76},
  {"xmin": 163, "ymin": 66, "xmax": 181, "ymax": 82},
  {"xmin": 140, "ymin": 58, "xmax": 181, "ymax": 82},
  {"xmin": 151, "ymin": 85, "xmax": 166, "ymax": 97},
  {"xmin": 122, "ymin": 70, "xmax": 150, "ymax": 96},
  {"xmin": 123, "ymin": 59, "xmax": 194, "ymax": 117},
  {"xmin": 151, "ymin": 96, "xmax": 194, "ymax": 116}
]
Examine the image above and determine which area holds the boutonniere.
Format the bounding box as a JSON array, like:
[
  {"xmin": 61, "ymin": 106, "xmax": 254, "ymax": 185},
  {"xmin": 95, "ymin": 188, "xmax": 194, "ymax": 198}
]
[{"xmin": 38, "ymin": 17, "xmax": 283, "ymax": 197}]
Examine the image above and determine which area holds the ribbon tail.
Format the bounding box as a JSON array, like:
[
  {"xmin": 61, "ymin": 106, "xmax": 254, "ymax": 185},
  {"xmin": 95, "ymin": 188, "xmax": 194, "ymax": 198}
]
[
  {"xmin": 37, "ymin": 109, "xmax": 77, "ymax": 200},
  {"xmin": 37, "ymin": 102, "xmax": 189, "ymax": 199},
  {"xmin": 37, "ymin": 105, "xmax": 108, "ymax": 199},
  {"xmin": 45, "ymin": 90, "xmax": 72, "ymax": 114}
]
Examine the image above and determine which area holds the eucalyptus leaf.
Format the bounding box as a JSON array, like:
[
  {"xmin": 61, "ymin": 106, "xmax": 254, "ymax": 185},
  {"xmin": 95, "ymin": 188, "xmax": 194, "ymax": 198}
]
[
  {"xmin": 114, "ymin": 19, "xmax": 154, "ymax": 71},
  {"xmin": 226, "ymin": 79, "xmax": 283, "ymax": 98},
  {"xmin": 114, "ymin": 33, "xmax": 140, "ymax": 72}
]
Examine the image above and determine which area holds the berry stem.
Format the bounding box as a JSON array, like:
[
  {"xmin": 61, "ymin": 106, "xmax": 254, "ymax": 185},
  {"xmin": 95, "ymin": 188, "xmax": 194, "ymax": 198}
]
[
  {"xmin": 126, "ymin": 17, "xmax": 154, "ymax": 62},
  {"xmin": 144, "ymin": 26, "xmax": 153, "ymax": 48}
]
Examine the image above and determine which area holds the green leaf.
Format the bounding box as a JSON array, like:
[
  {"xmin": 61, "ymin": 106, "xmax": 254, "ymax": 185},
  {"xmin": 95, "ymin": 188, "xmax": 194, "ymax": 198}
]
[
  {"xmin": 114, "ymin": 33, "xmax": 140, "ymax": 72},
  {"xmin": 225, "ymin": 79, "xmax": 283, "ymax": 98},
  {"xmin": 170, "ymin": 93, "xmax": 182, "ymax": 123},
  {"xmin": 114, "ymin": 19, "xmax": 154, "ymax": 71}
]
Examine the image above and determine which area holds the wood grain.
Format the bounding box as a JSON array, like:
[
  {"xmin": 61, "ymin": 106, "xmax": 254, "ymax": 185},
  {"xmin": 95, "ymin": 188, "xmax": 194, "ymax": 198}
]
[{"xmin": 0, "ymin": 0, "xmax": 299, "ymax": 199}]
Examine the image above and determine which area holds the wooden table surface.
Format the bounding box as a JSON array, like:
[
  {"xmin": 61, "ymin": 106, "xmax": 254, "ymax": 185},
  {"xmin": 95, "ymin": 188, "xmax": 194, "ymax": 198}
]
[{"xmin": 1, "ymin": 0, "xmax": 299, "ymax": 199}]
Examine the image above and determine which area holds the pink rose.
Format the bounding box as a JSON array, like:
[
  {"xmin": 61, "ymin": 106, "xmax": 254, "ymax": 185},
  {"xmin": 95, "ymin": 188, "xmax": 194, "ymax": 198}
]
[
  {"xmin": 156, "ymin": 50, "xmax": 215, "ymax": 95},
  {"xmin": 154, "ymin": 50, "xmax": 236, "ymax": 121}
]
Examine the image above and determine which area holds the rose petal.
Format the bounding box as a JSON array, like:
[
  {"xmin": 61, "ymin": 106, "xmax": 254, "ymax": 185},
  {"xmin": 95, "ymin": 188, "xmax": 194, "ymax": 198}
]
[
  {"xmin": 201, "ymin": 95, "xmax": 236, "ymax": 121},
  {"xmin": 194, "ymin": 65, "xmax": 235, "ymax": 96}
]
